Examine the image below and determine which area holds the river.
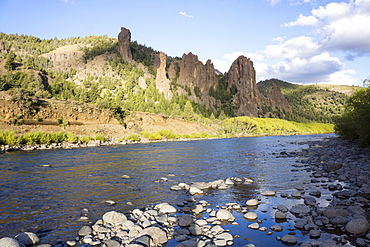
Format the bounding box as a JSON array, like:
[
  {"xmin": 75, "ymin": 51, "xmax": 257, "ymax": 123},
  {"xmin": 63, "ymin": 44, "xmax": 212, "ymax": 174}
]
[{"xmin": 0, "ymin": 134, "xmax": 335, "ymax": 246}]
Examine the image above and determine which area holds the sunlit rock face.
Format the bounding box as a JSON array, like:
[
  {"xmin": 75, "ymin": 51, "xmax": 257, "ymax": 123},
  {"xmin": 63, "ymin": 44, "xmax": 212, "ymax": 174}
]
[{"xmin": 118, "ymin": 27, "xmax": 132, "ymax": 63}]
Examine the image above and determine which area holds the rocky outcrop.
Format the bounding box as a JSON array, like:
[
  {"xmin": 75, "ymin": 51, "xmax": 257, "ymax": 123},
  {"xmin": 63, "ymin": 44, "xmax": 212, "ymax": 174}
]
[
  {"xmin": 226, "ymin": 56, "xmax": 260, "ymax": 116},
  {"xmin": 155, "ymin": 52, "xmax": 173, "ymax": 100},
  {"xmin": 41, "ymin": 45, "xmax": 84, "ymax": 72},
  {"xmin": 0, "ymin": 41, "xmax": 7, "ymax": 53},
  {"xmin": 265, "ymin": 83, "xmax": 292, "ymax": 114},
  {"xmin": 172, "ymin": 53, "xmax": 218, "ymax": 108},
  {"xmin": 118, "ymin": 27, "xmax": 132, "ymax": 63},
  {"xmin": 226, "ymin": 56, "xmax": 291, "ymax": 116}
]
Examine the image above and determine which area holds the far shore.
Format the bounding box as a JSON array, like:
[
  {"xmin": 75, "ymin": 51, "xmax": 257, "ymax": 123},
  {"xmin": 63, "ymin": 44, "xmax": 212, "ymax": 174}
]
[{"xmin": 0, "ymin": 131, "xmax": 334, "ymax": 154}]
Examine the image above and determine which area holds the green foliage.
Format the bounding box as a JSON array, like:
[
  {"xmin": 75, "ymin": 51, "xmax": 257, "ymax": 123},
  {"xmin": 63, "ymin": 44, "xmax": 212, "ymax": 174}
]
[
  {"xmin": 140, "ymin": 131, "xmax": 162, "ymax": 140},
  {"xmin": 126, "ymin": 133, "xmax": 140, "ymax": 142},
  {"xmin": 157, "ymin": 129, "xmax": 180, "ymax": 139},
  {"xmin": 4, "ymin": 52, "xmax": 16, "ymax": 70},
  {"xmin": 194, "ymin": 86, "xmax": 202, "ymax": 98},
  {"xmin": 20, "ymin": 131, "xmax": 67, "ymax": 145},
  {"xmin": 0, "ymin": 131, "xmax": 20, "ymax": 145},
  {"xmin": 258, "ymin": 79, "xmax": 348, "ymax": 123},
  {"xmin": 130, "ymin": 41, "xmax": 157, "ymax": 68},
  {"xmin": 335, "ymin": 87, "xmax": 370, "ymax": 146},
  {"xmin": 81, "ymin": 37, "xmax": 118, "ymax": 63},
  {"xmin": 217, "ymin": 116, "xmax": 334, "ymax": 136},
  {"xmin": 94, "ymin": 134, "xmax": 106, "ymax": 142},
  {"xmin": 79, "ymin": 136, "xmax": 92, "ymax": 143},
  {"xmin": 66, "ymin": 132, "xmax": 78, "ymax": 143},
  {"xmin": 208, "ymin": 74, "xmax": 237, "ymax": 117},
  {"xmin": 11, "ymin": 88, "xmax": 38, "ymax": 113}
]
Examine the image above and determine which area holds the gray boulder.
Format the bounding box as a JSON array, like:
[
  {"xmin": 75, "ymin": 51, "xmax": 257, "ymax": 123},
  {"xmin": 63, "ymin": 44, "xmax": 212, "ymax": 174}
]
[
  {"xmin": 134, "ymin": 227, "xmax": 168, "ymax": 245},
  {"xmin": 14, "ymin": 232, "xmax": 39, "ymax": 246},
  {"xmin": 216, "ymin": 209, "xmax": 235, "ymax": 221},
  {"xmin": 78, "ymin": 226, "xmax": 93, "ymax": 236},
  {"xmin": 0, "ymin": 237, "xmax": 25, "ymax": 247},
  {"xmin": 345, "ymin": 219, "xmax": 369, "ymax": 235},
  {"xmin": 281, "ymin": 235, "xmax": 297, "ymax": 245},
  {"xmin": 102, "ymin": 211, "xmax": 127, "ymax": 226},
  {"xmin": 178, "ymin": 214, "xmax": 193, "ymax": 227}
]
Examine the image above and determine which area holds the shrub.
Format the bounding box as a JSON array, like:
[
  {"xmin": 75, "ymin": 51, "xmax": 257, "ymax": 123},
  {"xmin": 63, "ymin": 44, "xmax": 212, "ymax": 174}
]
[
  {"xmin": 66, "ymin": 132, "xmax": 78, "ymax": 143},
  {"xmin": 157, "ymin": 129, "xmax": 180, "ymax": 139},
  {"xmin": 94, "ymin": 134, "xmax": 106, "ymax": 142},
  {"xmin": 0, "ymin": 131, "xmax": 20, "ymax": 145},
  {"xmin": 126, "ymin": 133, "xmax": 140, "ymax": 142},
  {"xmin": 335, "ymin": 87, "xmax": 370, "ymax": 146},
  {"xmin": 52, "ymin": 131, "xmax": 67, "ymax": 143},
  {"xmin": 79, "ymin": 135, "xmax": 92, "ymax": 143},
  {"xmin": 21, "ymin": 131, "xmax": 42, "ymax": 144},
  {"xmin": 140, "ymin": 131, "xmax": 162, "ymax": 140}
]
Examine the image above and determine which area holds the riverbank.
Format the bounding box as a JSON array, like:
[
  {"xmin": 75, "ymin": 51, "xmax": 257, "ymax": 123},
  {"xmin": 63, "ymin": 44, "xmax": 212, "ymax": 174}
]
[{"xmin": 1, "ymin": 135, "xmax": 369, "ymax": 247}]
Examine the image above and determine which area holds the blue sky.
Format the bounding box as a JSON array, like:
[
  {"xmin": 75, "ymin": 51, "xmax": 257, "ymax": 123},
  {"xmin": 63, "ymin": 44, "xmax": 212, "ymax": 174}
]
[{"xmin": 1, "ymin": 0, "xmax": 369, "ymax": 86}]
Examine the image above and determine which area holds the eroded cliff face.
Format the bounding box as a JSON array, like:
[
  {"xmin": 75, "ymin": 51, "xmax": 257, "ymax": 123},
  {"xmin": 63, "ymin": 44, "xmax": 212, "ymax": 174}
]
[
  {"xmin": 156, "ymin": 52, "xmax": 173, "ymax": 100},
  {"xmin": 118, "ymin": 27, "xmax": 132, "ymax": 63},
  {"xmin": 226, "ymin": 56, "xmax": 260, "ymax": 116},
  {"xmin": 226, "ymin": 56, "xmax": 291, "ymax": 116},
  {"xmin": 174, "ymin": 53, "xmax": 218, "ymax": 108},
  {"xmin": 116, "ymin": 27, "xmax": 290, "ymax": 117},
  {"xmin": 265, "ymin": 83, "xmax": 292, "ymax": 114}
]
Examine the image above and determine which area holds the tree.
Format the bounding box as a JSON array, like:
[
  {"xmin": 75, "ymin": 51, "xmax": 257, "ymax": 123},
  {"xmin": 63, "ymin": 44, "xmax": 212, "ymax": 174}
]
[
  {"xmin": 183, "ymin": 101, "xmax": 196, "ymax": 121},
  {"xmin": 363, "ymin": 78, "xmax": 370, "ymax": 88},
  {"xmin": 5, "ymin": 52, "xmax": 16, "ymax": 70},
  {"xmin": 335, "ymin": 87, "xmax": 370, "ymax": 146}
]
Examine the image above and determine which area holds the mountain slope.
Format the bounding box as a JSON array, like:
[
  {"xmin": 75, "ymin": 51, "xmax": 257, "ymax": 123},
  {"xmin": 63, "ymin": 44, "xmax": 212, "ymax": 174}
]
[{"xmin": 257, "ymin": 79, "xmax": 360, "ymax": 123}]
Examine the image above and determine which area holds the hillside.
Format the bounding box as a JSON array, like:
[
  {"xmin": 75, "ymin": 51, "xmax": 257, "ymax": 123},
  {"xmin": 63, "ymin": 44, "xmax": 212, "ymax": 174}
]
[
  {"xmin": 0, "ymin": 28, "xmax": 357, "ymax": 141},
  {"xmin": 257, "ymin": 79, "xmax": 361, "ymax": 123}
]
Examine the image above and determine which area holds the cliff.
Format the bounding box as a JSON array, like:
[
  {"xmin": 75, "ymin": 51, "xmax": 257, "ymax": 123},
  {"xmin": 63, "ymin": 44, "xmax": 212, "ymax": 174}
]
[{"xmin": 116, "ymin": 26, "xmax": 291, "ymax": 117}]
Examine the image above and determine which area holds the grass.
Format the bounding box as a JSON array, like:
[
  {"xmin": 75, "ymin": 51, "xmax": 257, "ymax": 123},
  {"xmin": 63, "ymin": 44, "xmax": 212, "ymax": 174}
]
[
  {"xmin": 0, "ymin": 117, "xmax": 334, "ymax": 147},
  {"xmin": 0, "ymin": 131, "xmax": 107, "ymax": 146},
  {"xmin": 221, "ymin": 116, "xmax": 334, "ymax": 136}
]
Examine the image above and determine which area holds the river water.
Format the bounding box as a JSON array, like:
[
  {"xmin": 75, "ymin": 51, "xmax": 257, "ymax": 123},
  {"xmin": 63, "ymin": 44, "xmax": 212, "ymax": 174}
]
[{"xmin": 0, "ymin": 134, "xmax": 335, "ymax": 246}]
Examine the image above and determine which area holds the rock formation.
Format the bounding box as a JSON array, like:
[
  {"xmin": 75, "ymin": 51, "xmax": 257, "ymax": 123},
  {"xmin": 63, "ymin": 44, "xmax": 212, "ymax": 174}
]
[
  {"xmin": 226, "ymin": 56, "xmax": 260, "ymax": 116},
  {"xmin": 266, "ymin": 83, "xmax": 291, "ymax": 114},
  {"xmin": 115, "ymin": 27, "xmax": 291, "ymax": 117},
  {"xmin": 169, "ymin": 52, "xmax": 218, "ymax": 108},
  {"xmin": 118, "ymin": 27, "xmax": 132, "ymax": 63},
  {"xmin": 0, "ymin": 41, "xmax": 7, "ymax": 53},
  {"xmin": 226, "ymin": 56, "xmax": 291, "ymax": 116},
  {"xmin": 155, "ymin": 52, "xmax": 173, "ymax": 100}
]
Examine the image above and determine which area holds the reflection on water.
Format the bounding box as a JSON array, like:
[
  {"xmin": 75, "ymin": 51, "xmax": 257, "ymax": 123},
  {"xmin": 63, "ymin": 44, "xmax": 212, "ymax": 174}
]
[{"xmin": 0, "ymin": 134, "xmax": 332, "ymax": 245}]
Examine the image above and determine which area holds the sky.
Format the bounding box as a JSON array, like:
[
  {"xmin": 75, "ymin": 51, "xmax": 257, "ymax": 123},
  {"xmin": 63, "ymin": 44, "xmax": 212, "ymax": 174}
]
[{"xmin": 0, "ymin": 0, "xmax": 369, "ymax": 86}]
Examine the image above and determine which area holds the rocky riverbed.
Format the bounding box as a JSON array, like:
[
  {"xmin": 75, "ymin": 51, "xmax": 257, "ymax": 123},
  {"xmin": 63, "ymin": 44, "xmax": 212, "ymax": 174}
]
[{"xmin": 1, "ymin": 136, "xmax": 369, "ymax": 247}]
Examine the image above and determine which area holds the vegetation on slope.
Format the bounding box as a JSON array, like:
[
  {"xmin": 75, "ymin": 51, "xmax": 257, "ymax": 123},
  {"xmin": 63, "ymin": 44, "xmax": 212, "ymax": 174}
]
[
  {"xmin": 258, "ymin": 79, "xmax": 353, "ymax": 123},
  {"xmin": 334, "ymin": 87, "xmax": 370, "ymax": 146},
  {"xmin": 0, "ymin": 33, "xmax": 345, "ymax": 143}
]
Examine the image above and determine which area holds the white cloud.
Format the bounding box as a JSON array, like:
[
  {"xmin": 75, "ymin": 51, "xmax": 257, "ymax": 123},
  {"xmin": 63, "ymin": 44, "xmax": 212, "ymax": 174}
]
[
  {"xmin": 285, "ymin": 0, "xmax": 370, "ymax": 57},
  {"xmin": 288, "ymin": 0, "xmax": 316, "ymax": 6},
  {"xmin": 61, "ymin": 0, "xmax": 74, "ymax": 3},
  {"xmin": 321, "ymin": 14, "xmax": 370, "ymax": 55},
  {"xmin": 325, "ymin": 70, "xmax": 357, "ymax": 85},
  {"xmin": 267, "ymin": 0, "xmax": 282, "ymax": 6},
  {"xmin": 311, "ymin": 1, "xmax": 352, "ymax": 21},
  {"xmin": 179, "ymin": 11, "xmax": 193, "ymax": 18},
  {"xmin": 211, "ymin": 52, "xmax": 265, "ymax": 73},
  {"xmin": 264, "ymin": 36, "xmax": 321, "ymax": 59},
  {"xmin": 256, "ymin": 53, "xmax": 344, "ymax": 84},
  {"xmin": 282, "ymin": 14, "xmax": 319, "ymax": 27}
]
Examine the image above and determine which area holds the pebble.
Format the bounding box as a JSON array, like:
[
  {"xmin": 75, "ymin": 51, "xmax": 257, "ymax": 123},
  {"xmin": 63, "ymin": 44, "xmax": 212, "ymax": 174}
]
[
  {"xmin": 244, "ymin": 212, "xmax": 258, "ymax": 220},
  {"xmin": 281, "ymin": 235, "xmax": 297, "ymax": 245},
  {"xmin": 246, "ymin": 199, "xmax": 259, "ymax": 206},
  {"xmin": 248, "ymin": 223, "xmax": 260, "ymax": 230},
  {"xmin": 261, "ymin": 190, "xmax": 276, "ymax": 196}
]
